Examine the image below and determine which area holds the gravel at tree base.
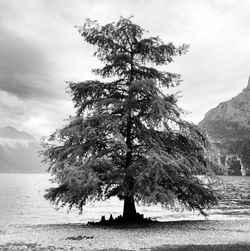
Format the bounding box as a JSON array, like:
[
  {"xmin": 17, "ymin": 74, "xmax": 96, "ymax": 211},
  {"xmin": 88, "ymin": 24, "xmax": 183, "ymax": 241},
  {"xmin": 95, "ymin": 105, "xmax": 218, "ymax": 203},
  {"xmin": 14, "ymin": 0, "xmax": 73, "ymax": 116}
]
[{"xmin": 0, "ymin": 220, "xmax": 250, "ymax": 250}]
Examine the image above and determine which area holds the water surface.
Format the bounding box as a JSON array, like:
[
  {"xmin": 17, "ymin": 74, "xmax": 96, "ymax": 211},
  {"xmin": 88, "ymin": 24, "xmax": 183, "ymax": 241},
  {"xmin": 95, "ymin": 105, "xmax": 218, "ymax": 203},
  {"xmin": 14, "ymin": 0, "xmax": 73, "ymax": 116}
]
[{"xmin": 0, "ymin": 174, "xmax": 249, "ymax": 225}]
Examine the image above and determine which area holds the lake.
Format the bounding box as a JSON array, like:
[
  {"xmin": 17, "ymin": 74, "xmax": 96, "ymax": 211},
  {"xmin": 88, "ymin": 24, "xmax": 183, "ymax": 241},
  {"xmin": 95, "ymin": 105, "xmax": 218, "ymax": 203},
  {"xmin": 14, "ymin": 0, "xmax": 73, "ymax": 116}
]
[{"xmin": 0, "ymin": 174, "xmax": 249, "ymax": 225}]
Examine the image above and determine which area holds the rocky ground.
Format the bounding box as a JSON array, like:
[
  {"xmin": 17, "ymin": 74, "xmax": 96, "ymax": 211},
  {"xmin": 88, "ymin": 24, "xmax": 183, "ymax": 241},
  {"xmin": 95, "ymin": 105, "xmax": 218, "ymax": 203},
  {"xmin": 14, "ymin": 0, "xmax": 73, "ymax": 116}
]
[{"xmin": 0, "ymin": 219, "xmax": 250, "ymax": 250}]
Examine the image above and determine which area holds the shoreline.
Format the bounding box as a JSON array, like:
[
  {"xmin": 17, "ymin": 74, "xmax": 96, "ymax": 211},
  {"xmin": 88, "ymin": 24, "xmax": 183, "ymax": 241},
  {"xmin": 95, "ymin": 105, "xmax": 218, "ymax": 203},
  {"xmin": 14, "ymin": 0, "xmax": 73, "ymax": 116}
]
[{"xmin": 1, "ymin": 219, "xmax": 250, "ymax": 250}]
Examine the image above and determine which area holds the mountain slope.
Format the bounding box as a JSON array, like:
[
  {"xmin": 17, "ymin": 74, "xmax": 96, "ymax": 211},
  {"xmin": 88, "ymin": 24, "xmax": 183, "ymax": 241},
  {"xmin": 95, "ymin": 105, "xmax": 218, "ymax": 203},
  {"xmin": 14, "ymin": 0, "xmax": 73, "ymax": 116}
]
[
  {"xmin": 199, "ymin": 77, "xmax": 250, "ymax": 176},
  {"xmin": 0, "ymin": 127, "xmax": 45, "ymax": 173},
  {"xmin": 0, "ymin": 126, "xmax": 35, "ymax": 141}
]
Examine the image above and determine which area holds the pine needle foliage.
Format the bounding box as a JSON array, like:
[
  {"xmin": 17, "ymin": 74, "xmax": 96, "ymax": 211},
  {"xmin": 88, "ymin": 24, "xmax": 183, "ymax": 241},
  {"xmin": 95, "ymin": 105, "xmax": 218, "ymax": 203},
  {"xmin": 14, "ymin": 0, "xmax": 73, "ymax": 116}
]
[{"xmin": 42, "ymin": 17, "xmax": 217, "ymax": 218}]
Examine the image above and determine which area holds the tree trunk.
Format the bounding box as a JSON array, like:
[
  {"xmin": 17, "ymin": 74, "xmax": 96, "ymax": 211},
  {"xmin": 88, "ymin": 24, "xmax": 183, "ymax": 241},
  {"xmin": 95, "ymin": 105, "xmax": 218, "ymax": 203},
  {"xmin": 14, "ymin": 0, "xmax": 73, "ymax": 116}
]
[{"xmin": 123, "ymin": 196, "xmax": 137, "ymax": 221}]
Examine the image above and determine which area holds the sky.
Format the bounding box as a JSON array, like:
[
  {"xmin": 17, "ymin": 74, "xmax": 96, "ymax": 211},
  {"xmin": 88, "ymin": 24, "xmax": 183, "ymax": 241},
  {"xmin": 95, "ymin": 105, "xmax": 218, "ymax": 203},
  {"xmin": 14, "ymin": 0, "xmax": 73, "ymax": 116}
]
[{"xmin": 1, "ymin": 0, "xmax": 250, "ymax": 137}]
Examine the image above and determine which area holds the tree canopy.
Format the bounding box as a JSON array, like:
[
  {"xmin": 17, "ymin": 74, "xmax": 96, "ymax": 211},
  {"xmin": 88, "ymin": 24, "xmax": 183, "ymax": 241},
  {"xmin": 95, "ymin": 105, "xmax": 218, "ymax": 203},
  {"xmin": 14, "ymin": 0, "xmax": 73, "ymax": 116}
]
[{"xmin": 42, "ymin": 17, "xmax": 217, "ymax": 222}]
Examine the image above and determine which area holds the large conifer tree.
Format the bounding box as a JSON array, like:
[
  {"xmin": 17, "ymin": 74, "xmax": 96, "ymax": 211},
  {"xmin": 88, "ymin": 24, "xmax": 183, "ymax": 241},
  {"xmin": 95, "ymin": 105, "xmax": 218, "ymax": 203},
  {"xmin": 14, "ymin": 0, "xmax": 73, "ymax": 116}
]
[{"xmin": 42, "ymin": 17, "xmax": 217, "ymax": 222}]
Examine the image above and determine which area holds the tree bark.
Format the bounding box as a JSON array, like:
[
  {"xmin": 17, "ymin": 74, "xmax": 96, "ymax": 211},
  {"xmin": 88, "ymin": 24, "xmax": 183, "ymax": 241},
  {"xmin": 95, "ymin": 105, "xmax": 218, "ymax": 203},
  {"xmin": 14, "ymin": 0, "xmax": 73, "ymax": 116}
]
[{"xmin": 123, "ymin": 195, "xmax": 137, "ymax": 220}]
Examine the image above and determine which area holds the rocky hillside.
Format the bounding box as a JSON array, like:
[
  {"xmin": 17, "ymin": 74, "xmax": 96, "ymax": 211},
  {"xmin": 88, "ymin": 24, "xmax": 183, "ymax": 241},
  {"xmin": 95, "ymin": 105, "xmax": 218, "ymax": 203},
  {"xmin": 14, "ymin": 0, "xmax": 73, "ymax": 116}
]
[
  {"xmin": 0, "ymin": 126, "xmax": 45, "ymax": 173},
  {"xmin": 199, "ymin": 77, "xmax": 250, "ymax": 176}
]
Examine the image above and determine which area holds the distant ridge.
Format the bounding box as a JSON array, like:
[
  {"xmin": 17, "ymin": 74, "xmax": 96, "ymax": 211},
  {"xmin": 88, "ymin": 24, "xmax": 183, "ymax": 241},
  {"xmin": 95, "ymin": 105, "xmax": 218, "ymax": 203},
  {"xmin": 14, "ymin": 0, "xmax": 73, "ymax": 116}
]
[
  {"xmin": 199, "ymin": 76, "xmax": 250, "ymax": 176},
  {"xmin": 0, "ymin": 126, "xmax": 35, "ymax": 141},
  {"xmin": 0, "ymin": 126, "xmax": 45, "ymax": 173}
]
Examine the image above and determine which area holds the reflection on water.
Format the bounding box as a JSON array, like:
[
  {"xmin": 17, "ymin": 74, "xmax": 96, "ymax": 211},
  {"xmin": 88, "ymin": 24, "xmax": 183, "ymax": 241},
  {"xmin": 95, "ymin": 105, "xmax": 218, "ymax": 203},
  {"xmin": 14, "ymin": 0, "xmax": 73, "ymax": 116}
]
[
  {"xmin": 0, "ymin": 174, "xmax": 249, "ymax": 225},
  {"xmin": 212, "ymin": 176, "xmax": 250, "ymax": 217}
]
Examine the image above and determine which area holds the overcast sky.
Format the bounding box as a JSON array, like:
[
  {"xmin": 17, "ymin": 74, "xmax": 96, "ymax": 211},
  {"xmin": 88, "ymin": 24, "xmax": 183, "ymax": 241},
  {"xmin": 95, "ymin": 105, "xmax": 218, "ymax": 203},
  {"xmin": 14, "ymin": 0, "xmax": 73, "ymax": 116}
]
[{"xmin": 1, "ymin": 0, "xmax": 250, "ymax": 137}]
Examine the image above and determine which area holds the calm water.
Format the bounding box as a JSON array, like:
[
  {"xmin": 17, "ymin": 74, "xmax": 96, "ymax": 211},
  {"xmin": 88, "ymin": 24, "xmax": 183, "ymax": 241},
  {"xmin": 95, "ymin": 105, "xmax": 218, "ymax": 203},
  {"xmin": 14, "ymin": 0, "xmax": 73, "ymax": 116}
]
[{"xmin": 0, "ymin": 174, "xmax": 249, "ymax": 225}]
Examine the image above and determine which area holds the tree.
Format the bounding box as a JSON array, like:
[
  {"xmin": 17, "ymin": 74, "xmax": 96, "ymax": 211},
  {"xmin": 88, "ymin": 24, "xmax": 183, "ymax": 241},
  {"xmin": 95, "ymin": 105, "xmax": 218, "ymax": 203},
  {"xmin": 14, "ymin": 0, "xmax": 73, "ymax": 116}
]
[{"xmin": 42, "ymin": 17, "xmax": 217, "ymax": 223}]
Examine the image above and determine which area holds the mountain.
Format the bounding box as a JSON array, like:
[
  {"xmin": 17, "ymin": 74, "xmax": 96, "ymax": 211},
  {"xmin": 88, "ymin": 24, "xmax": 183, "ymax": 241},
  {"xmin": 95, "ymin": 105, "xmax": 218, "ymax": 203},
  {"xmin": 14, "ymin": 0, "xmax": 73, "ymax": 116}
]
[
  {"xmin": 199, "ymin": 77, "xmax": 250, "ymax": 176},
  {"xmin": 0, "ymin": 126, "xmax": 45, "ymax": 173},
  {"xmin": 0, "ymin": 126, "xmax": 35, "ymax": 141}
]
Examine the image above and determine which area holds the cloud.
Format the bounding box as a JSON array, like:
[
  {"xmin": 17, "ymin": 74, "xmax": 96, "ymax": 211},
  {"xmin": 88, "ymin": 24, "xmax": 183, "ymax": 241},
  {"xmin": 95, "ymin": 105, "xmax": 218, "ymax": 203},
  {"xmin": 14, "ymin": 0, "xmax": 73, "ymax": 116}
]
[
  {"xmin": 0, "ymin": 89, "xmax": 74, "ymax": 137},
  {"xmin": 0, "ymin": 0, "xmax": 85, "ymax": 103},
  {"xmin": 0, "ymin": 0, "xmax": 77, "ymax": 136},
  {"xmin": 0, "ymin": 91, "xmax": 29, "ymax": 126},
  {"xmin": 1, "ymin": 0, "xmax": 250, "ymax": 136},
  {"xmin": 0, "ymin": 28, "xmax": 53, "ymax": 99}
]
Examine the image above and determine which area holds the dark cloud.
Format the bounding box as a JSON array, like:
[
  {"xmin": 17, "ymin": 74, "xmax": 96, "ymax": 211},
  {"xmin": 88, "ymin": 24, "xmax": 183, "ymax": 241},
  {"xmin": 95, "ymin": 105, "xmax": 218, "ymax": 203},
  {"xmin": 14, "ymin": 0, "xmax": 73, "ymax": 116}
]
[{"xmin": 0, "ymin": 26, "xmax": 65, "ymax": 100}]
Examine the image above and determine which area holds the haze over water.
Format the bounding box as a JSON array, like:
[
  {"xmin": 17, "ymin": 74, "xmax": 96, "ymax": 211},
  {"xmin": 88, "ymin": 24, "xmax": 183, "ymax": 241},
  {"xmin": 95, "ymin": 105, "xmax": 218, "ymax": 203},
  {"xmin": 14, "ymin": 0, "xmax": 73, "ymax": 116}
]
[{"xmin": 0, "ymin": 174, "xmax": 249, "ymax": 225}]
